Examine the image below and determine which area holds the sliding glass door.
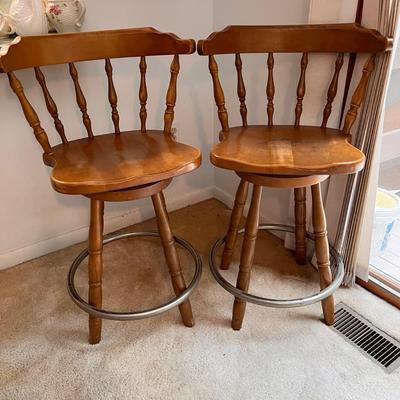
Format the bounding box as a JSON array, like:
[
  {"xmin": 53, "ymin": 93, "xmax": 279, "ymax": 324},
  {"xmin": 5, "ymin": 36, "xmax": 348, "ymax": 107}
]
[
  {"xmin": 358, "ymin": 40, "xmax": 400, "ymax": 307},
  {"xmin": 368, "ymin": 59, "xmax": 400, "ymax": 302}
]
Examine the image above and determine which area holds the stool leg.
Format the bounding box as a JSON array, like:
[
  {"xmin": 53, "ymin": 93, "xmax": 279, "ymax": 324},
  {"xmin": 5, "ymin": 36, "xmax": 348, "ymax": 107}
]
[
  {"xmin": 311, "ymin": 183, "xmax": 335, "ymax": 325},
  {"xmin": 152, "ymin": 191, "xmax": 194, "ymax": 327},
  {"xmin": 294, "ymin": 187, "xmax": 307, "ymax": 265},
  {"xmin": 232, "ymin": 185, "xmax": 262, "ymax": 330},
  {"xmin": 160, "ymin": 191, "xmax": 169, "ymax": 220},
  {"xmin": 88, "ymin": 199, "xmax": 104, "ymax": 344},
  {"xmin": 221, "ymin": 179, "xmax": 249, "ymax": 270}
]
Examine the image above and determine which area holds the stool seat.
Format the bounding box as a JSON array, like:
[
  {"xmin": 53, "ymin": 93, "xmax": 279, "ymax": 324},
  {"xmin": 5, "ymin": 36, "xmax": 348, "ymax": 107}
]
[
  {"xmin": 211, "ymin": 125, "xmax": 365, "ymax": 176},
  {"xmin": 46, "ymin": 130, "xmax": 201, "ymax": 194}
]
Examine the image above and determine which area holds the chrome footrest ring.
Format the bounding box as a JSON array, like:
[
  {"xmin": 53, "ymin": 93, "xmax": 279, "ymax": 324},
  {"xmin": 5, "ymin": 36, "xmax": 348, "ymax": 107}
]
[
  {"xmin": 67, "ymin": 231, "xmax": 202, "ymax": 321},
  {"xmin": 209, "ymin": 224, "xmax": 344, "ymax": 308}
]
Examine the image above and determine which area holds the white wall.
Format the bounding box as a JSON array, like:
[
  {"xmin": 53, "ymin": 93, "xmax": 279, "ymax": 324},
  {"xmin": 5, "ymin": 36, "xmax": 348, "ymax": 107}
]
[{"xmin": 0, "ymin": 0, "xmax": 214, "ymax": 269}]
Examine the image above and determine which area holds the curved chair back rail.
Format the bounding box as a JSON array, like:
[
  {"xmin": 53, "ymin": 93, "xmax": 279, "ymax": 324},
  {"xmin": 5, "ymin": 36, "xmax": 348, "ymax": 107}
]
[
  {"xmin": 197, "ymin": 23, "xmax": 390, "ymax": 55},
  {"xmin": 0, "ymin": 28, "xmax": 195, "ymax": 71},
  {"xmin": 0, "ymin": 28, "xmax": 196, "ymax": 159},
  {"xmin": 197, "ymin": 23, "xmax": 391, "ymax": 134}
]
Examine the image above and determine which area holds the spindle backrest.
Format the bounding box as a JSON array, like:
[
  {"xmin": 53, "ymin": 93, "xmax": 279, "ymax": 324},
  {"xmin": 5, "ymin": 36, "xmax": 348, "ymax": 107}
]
[
  {"xmin": 0, "ymin": 28, "xmax": 195, "ymax": 159},
  {"xmin": 197, "ymin": 23, "xmax": 391, "ymax": 134}
]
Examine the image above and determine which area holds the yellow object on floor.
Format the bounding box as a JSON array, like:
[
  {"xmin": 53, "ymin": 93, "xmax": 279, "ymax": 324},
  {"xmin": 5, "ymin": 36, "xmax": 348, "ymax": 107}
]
[{"xmin": 376, "ymin": 189, "xmax": 398, "ymax": 208}]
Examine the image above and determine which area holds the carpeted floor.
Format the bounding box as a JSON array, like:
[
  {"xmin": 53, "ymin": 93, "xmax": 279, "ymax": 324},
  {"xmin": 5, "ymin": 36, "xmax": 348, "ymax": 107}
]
[{"xmin": 0, "ymin": 198, "xmax": 399, "ymax": 400}]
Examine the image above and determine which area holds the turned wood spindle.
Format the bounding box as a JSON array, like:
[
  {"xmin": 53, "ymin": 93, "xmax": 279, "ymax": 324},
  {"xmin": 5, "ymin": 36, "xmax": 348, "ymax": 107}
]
[
  {"xmin": 294, "ymin": 52, "xmax": 308, "ymax": 127},
  {"xmin": 220, "ymin": 179, "xmax": 249, "ymax": 270},
  {"xmin": 209, "ymin": 55, "xmax": 229, "ymax": 136},
  {"xmin": 34, "ymin": 67, "xmax": 68, "ymax": 144},
  {"xmin": 8, "ymin": 72, "xmax": 53, "ymax": 155},
  {"xmin": 321, "ymin": 53, "xmax": 344, "ymax": 128},
  {"xmin": 139, "ymin": 56, "xmax": 148, "ymax": 133},
  {"xmin": 342, "ymin": 55, "xmax": 375, "ymax": 135},
  {"xmin": 235, "ymin": 54, "xmax": 248, "ymax": 127},
  {"xmin": 232, "ymin": 185, "xmax": 262, "ymax": 330},
  {"xmin": 294, "ymin": 187, "xmax": 307, "ymax": 265},
  {"xmin": 105, "ymin": 59, "xmax": 120, "ymax": 134},
  {"xmin": 88, "ymin": 199, "xmax": 104, "ymax": 344},
  {"xmin": 311, "ymin": 183, "xmax": 334, "ymax": 325},
  {"xmin": 267, "ymin": 52, "xmax": 275, "ymax": 127},
  {"xmin": 164, "ymin": 55, "xmax": 179, "ymax": 135},
  {"xmin": 69, "ymin": 62, "xmax": 94, "ymax": 139},
  {"xmin": 152, "ymin": 192, "xmax": 194, "ymax": 327}
]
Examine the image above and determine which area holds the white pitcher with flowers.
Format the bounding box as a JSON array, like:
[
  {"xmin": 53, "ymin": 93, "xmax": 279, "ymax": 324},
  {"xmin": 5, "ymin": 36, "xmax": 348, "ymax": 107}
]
[{"xmin": 46, "ymin": 0, "xmax": 86, "ymax": 33}]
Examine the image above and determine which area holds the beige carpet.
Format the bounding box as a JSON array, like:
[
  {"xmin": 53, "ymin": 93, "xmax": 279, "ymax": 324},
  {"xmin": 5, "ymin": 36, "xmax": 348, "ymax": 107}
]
[{"xmin": 0, "ymin": 199, "xmax": 399, "ymax": 400}]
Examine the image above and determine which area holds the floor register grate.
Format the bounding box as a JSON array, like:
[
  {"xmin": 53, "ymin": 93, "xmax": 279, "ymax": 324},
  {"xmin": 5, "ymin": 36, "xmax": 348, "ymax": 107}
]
[{"xmin": 332, "ymin": 303, "xmax": 400, "ymax": 373}]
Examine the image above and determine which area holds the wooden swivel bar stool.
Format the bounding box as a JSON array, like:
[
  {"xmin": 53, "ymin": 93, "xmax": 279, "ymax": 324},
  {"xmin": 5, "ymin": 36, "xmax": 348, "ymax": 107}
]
[
  {"xmin": 198, "ymin": 24, "xmax": 391, "ymax": 329},
  {"xmin": 0, "ymin": 28, "xmax": 202, "ymax": 344}
]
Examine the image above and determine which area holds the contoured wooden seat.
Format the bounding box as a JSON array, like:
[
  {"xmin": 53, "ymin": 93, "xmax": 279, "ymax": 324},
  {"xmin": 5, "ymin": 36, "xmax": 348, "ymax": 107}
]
[
  {"xmin": 198, "ymin": 23, "xmax": 391, "ymax": 330},
  {"xmin": 1, "ymin": 28, "xmax": 202, "ymax": 344},
  {"xmin": 47, "ymin": 130, "xmax": 200, "ymax": 194},
  {"xmin": 210, "ymin": 125, "xmax": 364, "ymax": 176}
]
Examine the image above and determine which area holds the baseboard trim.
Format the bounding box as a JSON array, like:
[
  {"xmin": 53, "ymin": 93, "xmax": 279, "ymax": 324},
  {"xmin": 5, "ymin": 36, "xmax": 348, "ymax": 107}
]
[
  {"xmin": 0, "ymin": 186, "xmax": 215, "ymax": 271},
  {"xmin": 213, "ymin": 186, "xmax": 237, "ymax": 209}
]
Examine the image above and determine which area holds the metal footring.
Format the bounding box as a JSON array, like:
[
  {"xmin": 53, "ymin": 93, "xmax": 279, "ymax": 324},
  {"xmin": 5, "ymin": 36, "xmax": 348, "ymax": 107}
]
[
  {"xmin": 209, "ymin": 224, "xmax": 344, "ymax": 308},
  {"xmin": 67, "ymin": 231, "xmax": 202, "ymax": 321}
]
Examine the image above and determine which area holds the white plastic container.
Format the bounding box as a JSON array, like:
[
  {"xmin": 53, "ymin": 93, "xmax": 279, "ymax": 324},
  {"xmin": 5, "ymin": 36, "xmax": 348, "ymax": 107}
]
[{"xmin": 370, "ymin": 188, "xmax": 400, "ymax": 260}]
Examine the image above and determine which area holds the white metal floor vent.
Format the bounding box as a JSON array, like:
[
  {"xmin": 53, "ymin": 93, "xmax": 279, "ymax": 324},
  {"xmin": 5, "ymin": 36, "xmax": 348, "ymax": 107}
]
[{"xmin": 332, "ymin": 303, "xmax": 400, "ymax": 373}]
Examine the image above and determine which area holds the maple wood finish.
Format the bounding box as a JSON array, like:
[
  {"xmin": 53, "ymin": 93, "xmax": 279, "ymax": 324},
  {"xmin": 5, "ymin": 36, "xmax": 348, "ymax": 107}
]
[
  {"xmin": 1, "ymin": 28, "xmax": 200, "ymax": 344},
  {"xmin": 322, "ymin": 53, "xmax": 344, "ymax": 128},
  {"xmin": 34, "ymin": 66, "xmax": 68, "ymax": 144},
  {"xmin": 236, "ymin": 172, "xmax": 328, "ymax": 189},
  {"xmin": 210, "ymin": 125, "xmax": 366, "ymax": 176},
  {"xmin": 88, "ymin": 199, "xmax": 104, "ymax": 344},
  {"xmin": 105, "ymin": 58, "xmax": 120, "ymax": 134},
  {"xmin": 220, "ymin": 179, "xmax": 249, "ymax": 270},
  {"xmin": 232, "ymin": 185, "xmax": 262, "ymax": 330},
  {"xmin": 294, "ymin": 187, "xmax": 307, "ymax": 266},
  {"xmin": 311, "ymin": 183, "xmax": 334, "ymax": 325},
  {"xmin": 152, "ymin": 192, "xmax": 194, "ymax": 327},
  {"xmin": 198, "ymin": 23, "xmax": 391, "ymax": 328},
  {"xmin": 266, "ymin": 52, "xmax": 275, "ymax": 126},
  {"xmin": 197, "ymin": 24, "xmax": 389, "ymax": 55},
  {"xmin": 139, "ymin": 56, "xmax": 148, "ymax": 133},
  {"xmin": 46, "ymin": 131, "xmax": 200, "ymax": 195}
]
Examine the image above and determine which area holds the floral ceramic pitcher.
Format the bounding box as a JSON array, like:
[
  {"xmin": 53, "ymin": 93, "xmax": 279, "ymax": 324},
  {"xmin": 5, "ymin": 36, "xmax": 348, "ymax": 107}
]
[{"xmin": 46, "ymin": 0, "xmax": 86, "ymax": 33}]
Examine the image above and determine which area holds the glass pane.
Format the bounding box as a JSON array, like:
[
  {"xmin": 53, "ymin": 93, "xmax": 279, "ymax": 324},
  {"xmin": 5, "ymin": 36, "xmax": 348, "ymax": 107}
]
[{"xmin": 370, "ymin": 67, "xmax": 400, "ymax": 291}]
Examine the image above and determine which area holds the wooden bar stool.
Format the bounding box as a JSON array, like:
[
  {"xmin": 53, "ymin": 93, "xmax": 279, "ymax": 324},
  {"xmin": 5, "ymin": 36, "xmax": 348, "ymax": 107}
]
[
  {"xmin": 0, "ymin": 28, "xmax": 202, "ymax": 344},
  {"xmin": 198, "ymin": 24, "xmax": 391, "ymax": 329}
]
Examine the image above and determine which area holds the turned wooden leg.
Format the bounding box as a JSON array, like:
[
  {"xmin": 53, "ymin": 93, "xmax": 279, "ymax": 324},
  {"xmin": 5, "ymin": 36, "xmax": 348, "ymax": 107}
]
[
  {"xmin": 88, "ymin": 199, "xmax": 104, "ymax": 344},
  {"xmin": 311, "ymin": 183, "xmax": 335, "ymax": 325},
  {"xmin": 160, "ymin": 191, "xmax": 168, "ymax": 219},
  {"xmin": 152, "ymin": 191, "xmax": 194, "ymax": 327},
  {"xmin": 221, "ymin": 179, "xmax": 249, "ymax": 270},
  {"xmin": 232, "ymin": 185, "xmax": 262, "ymax": 330},
  {"xmin": 294, "ymin": 187, "xmax": 307, "ymax": 265}
]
